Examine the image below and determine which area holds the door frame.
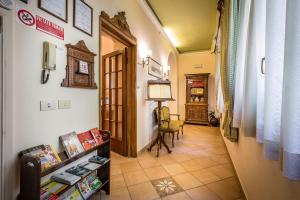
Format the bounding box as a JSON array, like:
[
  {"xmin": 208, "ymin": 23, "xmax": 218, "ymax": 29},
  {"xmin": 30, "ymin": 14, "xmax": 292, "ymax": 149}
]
[
  {"xmin": 99, "ymin": 11, "xmax": 137, "ymax": 157},
  {"xmin": 0, "ymin": 7, "xmax": 14, "ymax": 200},
  {"xmin": 0, "ymin": 14, "xmax": 3, "ymax": 200}
]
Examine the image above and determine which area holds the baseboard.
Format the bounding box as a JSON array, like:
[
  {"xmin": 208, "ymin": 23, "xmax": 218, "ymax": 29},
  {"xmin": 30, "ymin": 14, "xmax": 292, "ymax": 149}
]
[
  {"xmin": 220, "ymin": 131, "xmax": 249, "ymax": 200},
  {"xmin": 137, "ymin": 137, "xmax": 157, "ymax": 155}
]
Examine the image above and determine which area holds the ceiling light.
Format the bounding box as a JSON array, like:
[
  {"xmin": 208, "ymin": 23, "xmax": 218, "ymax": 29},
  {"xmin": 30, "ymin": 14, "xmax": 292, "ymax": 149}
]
[{"xmin": 164, "ymin": 28, "xmax": 180, "ymax": 47}]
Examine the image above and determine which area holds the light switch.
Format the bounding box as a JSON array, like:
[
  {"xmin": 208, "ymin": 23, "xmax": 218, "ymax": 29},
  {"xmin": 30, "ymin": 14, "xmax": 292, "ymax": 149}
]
[
  {"xmin": 58, "ymin": 100, "xmax": 71, "ymax": 109},
  {"xmin": 40, "ymin": 100, "xmax": 57, "ymax": 111}
]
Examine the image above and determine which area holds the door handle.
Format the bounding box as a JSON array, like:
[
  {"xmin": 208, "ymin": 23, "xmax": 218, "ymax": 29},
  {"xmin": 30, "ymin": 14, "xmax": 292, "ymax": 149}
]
[{"xmin": 261, "ymin": 57, "xmax": 265, "ymax": 74}]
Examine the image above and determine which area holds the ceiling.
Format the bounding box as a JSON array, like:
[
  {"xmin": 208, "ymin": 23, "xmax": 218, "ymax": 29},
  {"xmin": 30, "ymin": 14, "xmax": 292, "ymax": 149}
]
[{"xmin": 146, "ymin": 0, "xmax": 218, "ymax": 53}]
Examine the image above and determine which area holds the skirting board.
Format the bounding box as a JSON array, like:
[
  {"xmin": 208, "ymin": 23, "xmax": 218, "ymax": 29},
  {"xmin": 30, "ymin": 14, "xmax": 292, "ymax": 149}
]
[
  {"xmin": 220, "ymin": 128, "xmax": 248, "ymax": 200},
  {"xmin": 137, "ymin": 136, "xmax": 157, "ymax": 155}
]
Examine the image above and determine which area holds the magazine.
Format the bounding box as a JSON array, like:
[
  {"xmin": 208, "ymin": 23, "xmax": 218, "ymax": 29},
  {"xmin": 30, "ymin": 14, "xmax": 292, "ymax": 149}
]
[
  {"xmin": 60, "ymin": 132, "xmax": 84, "ymax": 158},
  {"xmin": 82, "ymin": 162, "xmax": 101, "ymax": 171},
  {"xmin": 66, "ymin": 166, "xmax": 91, "ymax": 178},
  {"xmin": 58, "ymin": 186, "xmax": 83, "ymax": 200},
  {"xmin": 77, "ymin": 131, "xmax": 97, "ymax": 151},
  {"xmin": 26, "ymin": 144, "xmax": 61, "ymax": 172},
  {"xmin": 77, "ymin": 178, "xmax": 93, "ymax": 199},
  {"xmin": 41, "ymin": 181, "xmax": 68, "ymax": 195},
  {"xmin": 85, "ymin": 172, "xmax": 102, "ymax": 191},
  {"xmin": 88, "ymin": 156, "xmax": 108, "ymax": 165},
  {"xmin": 90, "ymin": 128, "xmax": 104, "ymax": 145},
  {"xmin": 51, "ymin": 172, "xmax": 81, "ymax": 185}
]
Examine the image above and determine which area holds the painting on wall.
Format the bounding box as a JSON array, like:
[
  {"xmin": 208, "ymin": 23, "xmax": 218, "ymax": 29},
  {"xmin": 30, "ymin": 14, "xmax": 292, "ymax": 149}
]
[
  {"xmin": 38, "ymin": 0, "xmax": 68, "ymax": 22},
  {"xmin": 148, "ymin": 57, "xmax": 162, "ymax": 79},
  {"xmin": 73, "ymin": 0, "xmax": 93, "ymax": 36}
]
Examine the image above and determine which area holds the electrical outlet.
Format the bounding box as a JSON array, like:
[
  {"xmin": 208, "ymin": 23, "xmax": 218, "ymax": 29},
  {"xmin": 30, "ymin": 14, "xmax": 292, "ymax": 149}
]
[
  {"xmin": 40, "ymin": 100, "xmax": 57, "ymax": 111},
  {"xmin": 58, "ymin": 100, "xmax": 71, "ymax": 109}
]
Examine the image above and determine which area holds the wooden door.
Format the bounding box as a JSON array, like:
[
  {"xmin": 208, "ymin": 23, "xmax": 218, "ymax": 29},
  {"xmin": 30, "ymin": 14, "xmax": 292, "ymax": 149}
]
[{"xmin": 102, "ymin": 50, "xmax": 127, "ymax": 155}]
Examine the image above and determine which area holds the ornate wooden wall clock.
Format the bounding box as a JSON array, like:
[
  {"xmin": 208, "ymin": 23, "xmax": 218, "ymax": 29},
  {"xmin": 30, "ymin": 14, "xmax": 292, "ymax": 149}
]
[{"xmin": 61, "ymin": 40, "xmax": 97, "ymax": 89}]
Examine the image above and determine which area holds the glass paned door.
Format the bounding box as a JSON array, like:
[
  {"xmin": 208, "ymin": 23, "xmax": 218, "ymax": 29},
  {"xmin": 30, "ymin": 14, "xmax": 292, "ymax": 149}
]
[{"xmin": 101, "ymin": 49, "xmax": 126, "ymax": 155}]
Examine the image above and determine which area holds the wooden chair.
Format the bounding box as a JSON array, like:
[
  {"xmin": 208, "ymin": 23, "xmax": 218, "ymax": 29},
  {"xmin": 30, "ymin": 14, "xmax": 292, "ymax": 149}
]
[
  {"xmin": 161, "ymin": 106, "xmax": 185, "ymax": 137},
  {"xmin": 154, "ymin": 106, "xmax": 184, "ymax": 147}
]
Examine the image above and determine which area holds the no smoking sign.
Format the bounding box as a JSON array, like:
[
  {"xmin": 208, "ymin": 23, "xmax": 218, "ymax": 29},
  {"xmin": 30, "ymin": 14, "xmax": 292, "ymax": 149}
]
[{"xmin": 17, "ymin": 9, "xmax": 35, "ymax": 26}]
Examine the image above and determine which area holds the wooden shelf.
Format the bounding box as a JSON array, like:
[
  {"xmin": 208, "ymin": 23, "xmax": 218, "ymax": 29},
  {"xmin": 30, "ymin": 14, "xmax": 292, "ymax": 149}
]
[
  {"xmin": 56, "ymin": 160, "xmax": 110, "ymax": 197},
  {"xmin": 19, "ymin": 134, "xmax": 111, "ymax": 200},
  {"xmin": 185, "ymin": 73, "xmax": 210, "ymax": 125},
  {"xmin": 41, "ymin": 140, "xmax": 109, "ymax": 177}
]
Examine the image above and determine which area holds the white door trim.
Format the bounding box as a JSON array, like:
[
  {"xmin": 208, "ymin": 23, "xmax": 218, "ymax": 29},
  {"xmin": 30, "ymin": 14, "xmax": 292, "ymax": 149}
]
[
  {"xmin": 0, "ymin": 6, "xmax": 13, "ymax": 200},
  {"xmin": 0, "ymin": 14, "xmax": 3, "ymax": 200}
]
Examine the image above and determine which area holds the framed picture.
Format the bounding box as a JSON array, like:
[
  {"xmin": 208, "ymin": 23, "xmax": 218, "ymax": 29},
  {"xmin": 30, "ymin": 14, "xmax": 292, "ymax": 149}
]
[
  {"xmin": 73, "ymin": 0, "xmax": 93, "ymax": 36},
  {"xmin": 38, "ymin": 0, "xmax": 68, "ymax": 22},
  {"xmin": 78, "ymin": 60, "xmax": 89, "ymax": 74},
  {"xmin": 148, "ymin": 57, "xmax": 163, "ymax": 79}
]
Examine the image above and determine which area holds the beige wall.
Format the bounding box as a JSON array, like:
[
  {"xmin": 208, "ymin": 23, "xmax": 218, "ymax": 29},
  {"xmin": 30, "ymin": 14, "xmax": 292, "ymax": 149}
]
[
  {"xmin": 167, "ymin": 52, "xmax": 179, "ymax": 114},
  {"xmin": 222, "ymin": 129, "xmax": 300, "ymax": 200},
  {"xmin": 178, "ymin": 51, "xmax": 216, "ymax": 118},
  {"xmin": 5, "ymin": 0, "xmax": 178, "ymax": 198}
]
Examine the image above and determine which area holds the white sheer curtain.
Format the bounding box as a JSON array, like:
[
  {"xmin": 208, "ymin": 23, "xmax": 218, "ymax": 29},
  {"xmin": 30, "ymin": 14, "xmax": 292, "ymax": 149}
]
[
  {"xmin": 215, "ymin": 30, "xmax": 225, "ymax": 113},
  {"xmin": 242, "ymin": 0, "xmax": 257, "ymax": 137},
  {"xmin": 232, "ymin": 0, "xmax": 251, "ymax": 128},
  {"xmin": 263, "ymin": 0, "xmax": 286, "ymax": 160},
  {"xmin": 254, "ymin": 0, "xmax": 266, "ymax": 143},
  {"xmin": 281, "ymin": 0, "xmax": 300, "ymax": 180},
  {"xmin": 219, "ymin": 0, "xmax": 300, "ymax": 180}
]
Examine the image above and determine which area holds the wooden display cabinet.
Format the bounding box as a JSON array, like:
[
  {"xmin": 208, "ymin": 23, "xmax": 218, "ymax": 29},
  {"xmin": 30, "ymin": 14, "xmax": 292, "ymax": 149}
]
[
  {"xmin": 18, "ymin": 134, "xmax": 111, "ymax": 200},
  {"xmin": 185, "ymin": 73, "xmax": 210, "ymax": 125}
]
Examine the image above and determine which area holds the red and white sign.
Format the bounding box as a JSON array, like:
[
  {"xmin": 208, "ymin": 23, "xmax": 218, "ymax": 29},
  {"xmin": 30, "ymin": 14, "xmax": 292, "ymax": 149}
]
[
  {"xmin": 36, "ymin": 15, "xmax": 64, "ymax": 40},
  {"xmin": 17, "ymin": 9, "xmax": 35, "ymax": 26}
]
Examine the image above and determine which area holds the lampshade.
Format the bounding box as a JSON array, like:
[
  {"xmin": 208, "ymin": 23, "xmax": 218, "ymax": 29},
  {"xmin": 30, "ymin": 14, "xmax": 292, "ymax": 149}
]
[{"xmin": 147, "ymin": 80, "xmax": 174, "ymax": 101}]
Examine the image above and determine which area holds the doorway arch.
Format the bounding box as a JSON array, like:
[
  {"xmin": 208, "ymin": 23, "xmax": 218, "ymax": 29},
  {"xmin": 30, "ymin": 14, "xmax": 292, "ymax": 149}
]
[{"xmin": 167, "ymin": 52, "xmax": 179, "ymax": 113}]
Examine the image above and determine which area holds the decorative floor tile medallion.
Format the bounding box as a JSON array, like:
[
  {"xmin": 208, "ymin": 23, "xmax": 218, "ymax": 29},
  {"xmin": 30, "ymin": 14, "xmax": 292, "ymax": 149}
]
[{"xmin": 151, "ymin": 177, "xmax": 183, "ymax": 197}]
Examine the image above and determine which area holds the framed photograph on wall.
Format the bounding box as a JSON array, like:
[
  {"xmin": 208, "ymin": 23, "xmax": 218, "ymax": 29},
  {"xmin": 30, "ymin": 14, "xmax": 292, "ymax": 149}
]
[
  {"xmin": 38, "ymin": 0, "xmax": 68, "ymax": 22},
  {"xmin": 148, "ymin": 57, "xmax": 162, "ymax": 79},
  {"xmin": 73, "ymin": 0, "xmax": 93, "ymax": 36}
]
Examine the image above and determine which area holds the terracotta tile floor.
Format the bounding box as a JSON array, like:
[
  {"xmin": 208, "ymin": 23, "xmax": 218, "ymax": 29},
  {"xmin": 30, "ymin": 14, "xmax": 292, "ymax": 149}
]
[{"xmin": 93, "ymin": 125, "xmax": 245, "ymax": 200}]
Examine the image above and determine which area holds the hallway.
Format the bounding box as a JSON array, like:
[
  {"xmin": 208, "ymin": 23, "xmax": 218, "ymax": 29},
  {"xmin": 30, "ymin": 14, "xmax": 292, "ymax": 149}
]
[{"xmin": 95, "ymin": 125, "xmax": 244, "ymax": 200}]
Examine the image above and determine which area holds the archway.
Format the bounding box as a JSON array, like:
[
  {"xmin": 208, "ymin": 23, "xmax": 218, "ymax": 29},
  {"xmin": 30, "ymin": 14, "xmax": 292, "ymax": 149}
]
[{"xmin": 167, "ymin": 52, "xmax": 179, "ymax": 113}]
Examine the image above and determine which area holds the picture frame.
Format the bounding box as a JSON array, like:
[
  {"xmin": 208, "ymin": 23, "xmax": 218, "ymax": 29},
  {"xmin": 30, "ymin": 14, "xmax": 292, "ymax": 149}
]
[
  {"xmin": 78, "ymin": 60, "xmax": 89, "ymax": 75},
  {"xmin": 148, "ymin": 57, "xmax": 163, "ymax": 79},
  {"xmin": 38, "ymin": 0, "xmax": 68, "ymax": 22},
  {"xmin": 73, "ymin": 0, "xmax": 93, "ymax": 36}
]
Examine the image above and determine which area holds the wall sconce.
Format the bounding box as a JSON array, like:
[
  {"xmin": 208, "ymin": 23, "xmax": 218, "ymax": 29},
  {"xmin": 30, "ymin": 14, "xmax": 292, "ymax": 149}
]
[
  {"xmin": 142, "ymin": 50, "xmax": 152, "ymax": 68},
  {"xmin": 143, "ymin": 57, "xmax": 150, "ymax": 68},
  {"xmin": 163, "ymin": 65, "xmax": 171, "ymax": 79}
]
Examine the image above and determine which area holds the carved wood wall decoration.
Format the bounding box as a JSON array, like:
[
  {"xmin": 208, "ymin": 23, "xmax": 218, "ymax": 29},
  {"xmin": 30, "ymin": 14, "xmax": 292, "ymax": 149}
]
[
  {"xmin": 61, "ymin": 40, "xmax": 97, "ymax": 89},
  {"xmin": 100, "ymin": 11, "xmax": 134, "ymax": 39}
]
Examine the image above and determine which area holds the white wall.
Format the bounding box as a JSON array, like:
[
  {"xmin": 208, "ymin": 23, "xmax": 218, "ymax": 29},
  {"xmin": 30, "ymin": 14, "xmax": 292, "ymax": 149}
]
[
  {"xmin": 178, "ymin": 51, "xmax": 216, "ymax": 118},
  {"xmin": 6, "ymin": 0, "xmax": 177, "ymax": 198},
  {"xmin": 222, "ymin": 127, "xmax": 300, "ymax": 200}
]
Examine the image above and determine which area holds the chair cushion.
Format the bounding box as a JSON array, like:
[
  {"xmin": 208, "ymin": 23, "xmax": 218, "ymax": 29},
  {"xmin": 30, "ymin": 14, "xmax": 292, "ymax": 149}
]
[
  {"xmin": 170, "ymin": 120, "xmax": 184, "ymax": 127},
  {"xmin": 160, "ymin": 121, "xmax": 180, "ymax": 132}
]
